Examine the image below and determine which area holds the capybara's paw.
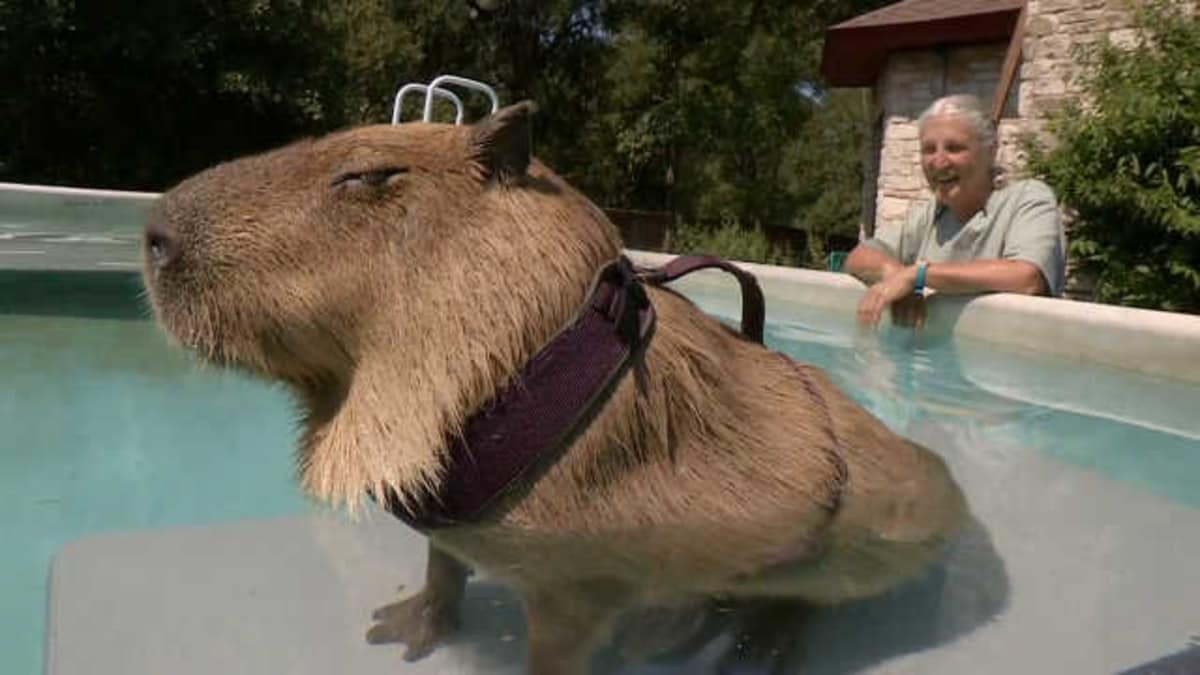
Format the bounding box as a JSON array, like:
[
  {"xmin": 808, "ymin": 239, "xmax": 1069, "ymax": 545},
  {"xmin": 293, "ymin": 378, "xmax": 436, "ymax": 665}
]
[
  {"xmin": 716, "ymin": 635, "xmax": 792, "ymax": 675},
  {"xmin": 366, "ymin": 589, "xmax": 459, "ymax": 661},
  {"xmin": 714, "ymin": 600, "xmax": 808, "ymax": 675}
]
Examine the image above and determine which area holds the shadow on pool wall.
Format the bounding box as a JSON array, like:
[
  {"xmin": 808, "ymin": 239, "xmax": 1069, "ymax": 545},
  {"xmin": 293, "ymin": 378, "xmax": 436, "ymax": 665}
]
[{"xmin": 0, "ymin": 270, "xmax": 149, "ymax": 320}]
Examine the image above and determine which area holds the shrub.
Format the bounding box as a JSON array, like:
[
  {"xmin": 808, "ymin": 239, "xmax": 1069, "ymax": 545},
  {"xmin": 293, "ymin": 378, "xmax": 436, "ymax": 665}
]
[
  {"xmin": 666, "ymin": 217, "xmax": 801, "ymax": 267},
  {"xmin": 1024, "ymin": 0, "xmax": 1200, "ymax": 313}
]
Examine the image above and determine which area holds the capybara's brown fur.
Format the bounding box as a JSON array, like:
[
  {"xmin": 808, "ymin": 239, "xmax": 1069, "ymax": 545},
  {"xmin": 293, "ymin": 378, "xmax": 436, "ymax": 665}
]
[{"xmin": 143, "ymin": 101, "xmax": 967, "ymax": 673}]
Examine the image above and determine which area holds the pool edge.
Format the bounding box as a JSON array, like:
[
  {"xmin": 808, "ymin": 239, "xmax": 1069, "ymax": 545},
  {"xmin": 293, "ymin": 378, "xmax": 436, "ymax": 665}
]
[{"xmin": 627, "ymin": 249, "xmax": 1200, "ymax": 385}]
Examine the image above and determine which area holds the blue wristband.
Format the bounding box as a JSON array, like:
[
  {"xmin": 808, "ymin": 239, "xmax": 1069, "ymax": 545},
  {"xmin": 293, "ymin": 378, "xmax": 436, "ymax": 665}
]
[{"xmin": 914, "ymin": 261, "xmax": 928, "ymax": 296}]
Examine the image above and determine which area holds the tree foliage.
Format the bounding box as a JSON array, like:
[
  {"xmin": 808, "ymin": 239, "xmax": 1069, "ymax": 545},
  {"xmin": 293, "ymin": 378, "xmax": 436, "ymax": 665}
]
[
  {"xmin": 669, "ymin": 217, "xmax": 802, "ymax": 268},
  {"xmin": 1, "ymin": 0, "xmax": 890, "ymax": 264},
  {"xmin": 1024, "ymin": 0, "xmax": 1200, "ymax": 313}
]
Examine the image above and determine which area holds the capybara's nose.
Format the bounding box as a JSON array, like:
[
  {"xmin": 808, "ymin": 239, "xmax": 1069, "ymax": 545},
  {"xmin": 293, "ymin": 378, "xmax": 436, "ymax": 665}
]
[{"xmin": 144, "ymin": 216, "xmax": 178, "ymax": 269}]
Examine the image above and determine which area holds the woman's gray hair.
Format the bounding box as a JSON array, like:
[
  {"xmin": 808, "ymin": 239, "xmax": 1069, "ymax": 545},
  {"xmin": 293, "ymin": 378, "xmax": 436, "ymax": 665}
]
[{"xmin": 918, "ymin": 94, "xmax": 1006, "ymax": 186}]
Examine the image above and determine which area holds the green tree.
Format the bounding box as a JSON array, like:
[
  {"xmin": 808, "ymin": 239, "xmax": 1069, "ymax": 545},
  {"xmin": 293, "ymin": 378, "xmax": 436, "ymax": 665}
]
[
  {"xmin": 784, "ymin": 87, "xmax": 874, "ymax": 265},
  {"xmin": 1025, "ymin": 0, "xmax": 1200, "ymax": 313},
  {"xmin": 579, "ymin": 0, "xmax": 887, "ymax": 265},
  {"xmin": 1, "ymin": 0, "xmax": 890, "ymax": 269},
  {"xmin": 0, "ymin": 0, "xmax": 616, "ymax": 191},
  {"xmin": 0, "ymin": 0, "xmax": 346, "ymax": 190}
]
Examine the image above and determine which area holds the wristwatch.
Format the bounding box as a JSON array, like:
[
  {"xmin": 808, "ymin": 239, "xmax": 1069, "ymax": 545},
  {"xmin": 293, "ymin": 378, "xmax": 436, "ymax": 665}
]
[{"xmin": 914, "ymin": 260, "xmax": 929, "ymax": 297}]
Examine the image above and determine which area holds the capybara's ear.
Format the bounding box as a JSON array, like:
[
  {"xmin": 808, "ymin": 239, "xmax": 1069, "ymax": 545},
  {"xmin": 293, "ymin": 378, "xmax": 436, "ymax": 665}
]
[{"xmin": 468, "ymin": 100, "xmax": 538, "ymax": 183}]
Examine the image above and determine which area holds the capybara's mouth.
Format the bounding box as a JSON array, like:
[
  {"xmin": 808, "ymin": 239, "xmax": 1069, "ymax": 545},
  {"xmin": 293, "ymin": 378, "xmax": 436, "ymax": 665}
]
[
  {"xmin": 144, "ymin": 286, "xmax": 237, "ymax": 367},
  {"xmin": 143, "ymin": 265, "xmax": 252, "ymax": 372},
  {"xmin": 141, "ymin": 207, "xmax": 247, "ymax": 368},
  {"xmin": 145, "ymin": 270, "xmax": 350, "ymax": 395}
]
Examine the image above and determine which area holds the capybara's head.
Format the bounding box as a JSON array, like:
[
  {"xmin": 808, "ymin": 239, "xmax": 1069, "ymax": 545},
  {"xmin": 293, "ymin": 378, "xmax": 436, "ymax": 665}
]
[{"xmin": 142, "ymin": 101, "xmax": 623, "ymax": 506}]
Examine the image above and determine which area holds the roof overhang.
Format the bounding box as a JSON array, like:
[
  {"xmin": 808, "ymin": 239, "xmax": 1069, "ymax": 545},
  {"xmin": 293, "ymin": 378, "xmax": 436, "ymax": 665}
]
[{"xmin": 821, "ymin": 5, "xmax": 1024, "ymax": 88}]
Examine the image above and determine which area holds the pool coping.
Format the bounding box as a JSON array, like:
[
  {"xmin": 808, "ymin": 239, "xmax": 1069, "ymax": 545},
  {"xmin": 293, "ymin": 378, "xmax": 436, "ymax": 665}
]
[
  {"xmin": 0, "ymin": 181, "xmax": 161, "ymax": 202},
  {"xmin": 4, "ymin": 182, "xmax": 1200, "ymax": 384},
  {"xmin": 623, "ymin": 254, "xmax": 1200, "ymax": 386}
]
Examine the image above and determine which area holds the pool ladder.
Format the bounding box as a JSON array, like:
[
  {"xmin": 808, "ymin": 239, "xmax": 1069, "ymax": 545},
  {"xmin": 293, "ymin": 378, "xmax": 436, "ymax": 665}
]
[{"xmin": 391, "ymin": 74, "xmax": 500, "ymax": 126}]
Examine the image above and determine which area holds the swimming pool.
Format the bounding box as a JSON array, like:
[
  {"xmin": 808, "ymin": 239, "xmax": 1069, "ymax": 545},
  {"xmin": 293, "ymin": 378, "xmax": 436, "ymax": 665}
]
[{"xmin": 4, "ymin": 185, "xmax": 1200, "ymax": 674}]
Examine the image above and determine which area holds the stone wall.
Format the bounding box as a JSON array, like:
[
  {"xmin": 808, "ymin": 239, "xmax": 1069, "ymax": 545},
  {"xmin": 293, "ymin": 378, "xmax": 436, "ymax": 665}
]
[
  {"xmin": 1019, "ymin": 0, "xmax": 1143, "ymax": 134},
  {"xmin": 863, "ymin": 0, "xmax": 1147, "ymax": 238}
]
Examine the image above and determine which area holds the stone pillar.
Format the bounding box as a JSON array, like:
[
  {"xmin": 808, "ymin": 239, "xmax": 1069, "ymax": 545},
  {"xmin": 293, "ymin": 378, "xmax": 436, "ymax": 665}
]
[
  {"xmin": 1019, "ymin": 0, "xmax": 1140, "ymax": 129},
  {"xmin": 1017, "ymin": 0, "xmax": 1145, "ymax": 298}
]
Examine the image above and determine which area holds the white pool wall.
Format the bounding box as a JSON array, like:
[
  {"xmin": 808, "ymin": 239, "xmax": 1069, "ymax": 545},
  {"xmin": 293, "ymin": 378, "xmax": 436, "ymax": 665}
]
[{"xmin": 626, "ymin": 250, "xmax": 1200, "ymax": 385}]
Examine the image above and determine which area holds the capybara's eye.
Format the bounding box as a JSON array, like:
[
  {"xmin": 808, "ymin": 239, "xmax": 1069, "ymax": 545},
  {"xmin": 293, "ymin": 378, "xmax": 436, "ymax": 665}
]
[{"xmin": 331, "ymin": 167, "xmax": 409, "ymax": 190}]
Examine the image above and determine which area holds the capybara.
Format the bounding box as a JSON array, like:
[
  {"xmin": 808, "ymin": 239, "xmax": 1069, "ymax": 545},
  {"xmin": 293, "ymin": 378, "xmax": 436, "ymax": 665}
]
[{"xmin": 142, "ymin": 100, "xmax": 967, "ymax": 674}]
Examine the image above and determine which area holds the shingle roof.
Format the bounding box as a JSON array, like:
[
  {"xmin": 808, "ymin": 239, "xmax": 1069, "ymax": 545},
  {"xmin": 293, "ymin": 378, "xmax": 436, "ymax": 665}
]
[
  {"xmin": 821, "ymin": 0, "xmax": 1026, "ymax": 87},
  {"xmin": 832, "ymin": 0, "xmax": 1026, "ymax": 30}
]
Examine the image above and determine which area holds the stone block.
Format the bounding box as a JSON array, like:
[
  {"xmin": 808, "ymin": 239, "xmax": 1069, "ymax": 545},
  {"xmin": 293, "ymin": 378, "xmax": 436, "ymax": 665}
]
[
  {"xmin": 1107, "ymin": 28, "xmax": 1139, "ymax": 48},
  {"xmin": 893, "ymin": 173, "xmax": 928, "ymax": 192},
  {"xmin": 885, "ymin": 124, "xmax": 919, "ymax": 142},
  {"xmin": 1036, "ymin": 0, "xmax": 1081, "ymax": 14},
  {"xmin": 1104, "ymin": 10, "xmax": 1138, "ymax": 30},
  {"xmin": 1033, "ymin": 35, "xmax": 1073, "ymax": 60},
  {"xmin": 1059, "ymin": 9, "xmax": 1103, "ymax": 24},
  {"xmin": 876, "ymin": 196, "xmax": 912, "ymax": 224},
  {"xmin": 1026, "ymin": 15, "xmax": 1059, "ymax": 37}
]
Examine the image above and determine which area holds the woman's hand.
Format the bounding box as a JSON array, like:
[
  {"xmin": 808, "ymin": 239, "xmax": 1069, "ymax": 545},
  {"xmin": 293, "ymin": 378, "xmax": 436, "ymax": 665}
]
[
  {"xmin": 857, "ymin": 265, "xmax": 919, "ymax": 328},
  {"xmin": 889, "ymin": 294, "xmax": 927, "ymax": 329}
]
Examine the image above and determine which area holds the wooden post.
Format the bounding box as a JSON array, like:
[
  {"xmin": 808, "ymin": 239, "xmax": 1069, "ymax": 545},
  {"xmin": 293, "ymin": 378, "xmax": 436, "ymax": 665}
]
[{"xmin": 992, "ymin": 1, "xmax": 1029, "ymax": 125}]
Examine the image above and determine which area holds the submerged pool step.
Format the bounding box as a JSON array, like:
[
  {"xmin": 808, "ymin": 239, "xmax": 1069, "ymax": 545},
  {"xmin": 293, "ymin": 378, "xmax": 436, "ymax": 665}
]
[
  {"xmin": 1117, "ymin": 644, "xmax": 1200, "ymax": 675},
  {"xmin": 45, "ymin": 502, "xmax": 1200, "ymax": 675},
  {"xmin": 45, "ymin": 514, "xmax": 530, "ymax": 675}
]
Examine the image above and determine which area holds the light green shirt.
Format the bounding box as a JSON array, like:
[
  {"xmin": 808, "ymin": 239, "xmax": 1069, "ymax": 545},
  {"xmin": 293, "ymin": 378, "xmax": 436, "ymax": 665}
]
[{"xmin": 864, "ymin": 178, "xmax": 1067, "ymax": 296}]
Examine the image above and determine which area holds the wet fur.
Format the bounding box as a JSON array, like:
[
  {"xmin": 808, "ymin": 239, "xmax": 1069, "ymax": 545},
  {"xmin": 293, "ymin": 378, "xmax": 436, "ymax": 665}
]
[{"xmin": 143, "ymin": 102, "xmax": 967, "ymax": 673}]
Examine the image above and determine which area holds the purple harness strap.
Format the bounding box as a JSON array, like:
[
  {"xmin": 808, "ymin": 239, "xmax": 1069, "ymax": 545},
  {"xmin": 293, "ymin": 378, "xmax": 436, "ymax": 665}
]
[
  {"xmin": 384, "ymin": 254, "xmax": 779, "ymax": 530},
  {"xmin": 387, "ymin": 255, "xmax": 656, "ymax": 529},
  {"xmin": 636, "ymin": 254, "xmax": 765, "ymax": 344}
]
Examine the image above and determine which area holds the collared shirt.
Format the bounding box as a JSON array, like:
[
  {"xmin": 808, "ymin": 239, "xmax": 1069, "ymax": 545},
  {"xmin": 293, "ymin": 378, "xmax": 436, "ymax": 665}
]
[{"xmin": 863, "ymin": 178, "xmax": 1067, "ymax": 296}]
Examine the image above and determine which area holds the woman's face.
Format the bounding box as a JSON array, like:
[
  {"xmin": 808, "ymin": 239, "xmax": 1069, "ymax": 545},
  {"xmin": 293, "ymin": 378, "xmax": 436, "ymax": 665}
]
[{"xmin": 920, "ymin": 114, "xmax": 993, "ymax": 216}]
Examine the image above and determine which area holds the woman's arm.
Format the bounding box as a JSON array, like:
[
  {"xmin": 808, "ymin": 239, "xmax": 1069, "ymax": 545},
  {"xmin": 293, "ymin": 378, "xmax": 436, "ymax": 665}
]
[
  {"xmin": 856, "ymin": 259, "xmax": 1047, "ymax": 328},
  {"xmin": 922, "ymin": 259, "xmax": 1048, "ymax": 296},
  {"xmin": 844, "ymin": 243, "xmax": 904, "ymax": 285}
]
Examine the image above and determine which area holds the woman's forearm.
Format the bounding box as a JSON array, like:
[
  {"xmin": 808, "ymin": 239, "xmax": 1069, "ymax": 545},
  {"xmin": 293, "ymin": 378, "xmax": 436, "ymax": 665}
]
[
  {"xmin": 923, "ymin": 259, "xmax": 1047, "ymax": 295},
  {"xmin": 845, "ymin": 244, "xmax": 903, "ymax": 284}
]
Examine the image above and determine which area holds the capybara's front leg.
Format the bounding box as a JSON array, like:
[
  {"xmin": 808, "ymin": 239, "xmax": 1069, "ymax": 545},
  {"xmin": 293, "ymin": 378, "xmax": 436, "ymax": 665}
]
[
  {"xmin": 522, "ymin": 580, "xmax": 630, "ymax": 675},
  {"xmin": 366, "ymin": 541, "xmax": 470, "ymax": 661}
]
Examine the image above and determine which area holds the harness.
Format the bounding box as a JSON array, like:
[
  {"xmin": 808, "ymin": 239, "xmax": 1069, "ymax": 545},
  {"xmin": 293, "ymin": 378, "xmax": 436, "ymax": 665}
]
[{"xmin": 385, "ymin": 253, "xmax": 847, "ymax": 530}]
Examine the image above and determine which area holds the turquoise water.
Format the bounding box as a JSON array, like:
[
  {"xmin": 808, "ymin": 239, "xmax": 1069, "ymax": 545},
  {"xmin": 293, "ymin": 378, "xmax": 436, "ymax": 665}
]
[
  {"xmin": 4, "ymin": 270, "xmax": 1200, "ymax": 674},
  {"xmin": 1, "ymin": 272, "xmax": 312, "ymax": 675},
  {"xmin": 763, "ymin": 312, "xmax": 1200, "ymax": 511}
]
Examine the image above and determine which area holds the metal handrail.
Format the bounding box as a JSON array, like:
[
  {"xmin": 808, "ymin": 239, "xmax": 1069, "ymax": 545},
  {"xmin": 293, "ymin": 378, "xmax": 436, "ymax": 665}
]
[
  {"xmin": 390, "ymin": 74, "xmax": 502, "ymax": 126},
  {"xmin": 422, "ymin": 74, "xmax": 499, "ymax": 123},
  {"xmin": 390, "ymin": 83, "xmax": 464, "ymax": 125}
]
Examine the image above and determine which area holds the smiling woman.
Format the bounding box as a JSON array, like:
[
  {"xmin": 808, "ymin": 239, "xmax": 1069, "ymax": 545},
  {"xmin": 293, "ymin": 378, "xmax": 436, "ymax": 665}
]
[{"xmin": 843, "ymin": 94, "xmax": 1067, "ymax": 329}]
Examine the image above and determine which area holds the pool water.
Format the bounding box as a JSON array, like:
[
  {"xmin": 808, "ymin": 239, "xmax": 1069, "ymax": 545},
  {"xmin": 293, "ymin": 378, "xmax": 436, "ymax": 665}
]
[
  {"xmin": 3, "ymin": 269, "xmax": 1200, "ymax": 674},
  {"xmin": 1, "ymin": 271, "xmax": 312, "ymax": 675}
]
